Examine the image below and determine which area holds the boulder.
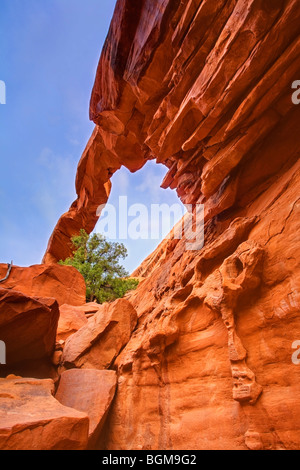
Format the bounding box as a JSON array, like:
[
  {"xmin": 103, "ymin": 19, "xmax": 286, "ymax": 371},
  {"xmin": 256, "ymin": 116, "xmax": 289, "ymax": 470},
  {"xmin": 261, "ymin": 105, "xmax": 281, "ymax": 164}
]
[
  {"xmin": 0, "ymin": 264, "xmax": 86, "ymax": 306},
  {"xmin": 0, "ymin": 376, "xmax": 89, "ymax": 450},
  {"xmin": 57, "ymin": 304, "xmax": 88, "ymax": 341},
  {"xmin": 0, "ymin": 288, "xmax": 59, "ymax": 366},
  {"xmin": 56, "ymin": 369, "xmax": 117, "ymax": 449},
  {"xmin": 61, "ymin": 298, "xmax": 137, "ymax": 370}
]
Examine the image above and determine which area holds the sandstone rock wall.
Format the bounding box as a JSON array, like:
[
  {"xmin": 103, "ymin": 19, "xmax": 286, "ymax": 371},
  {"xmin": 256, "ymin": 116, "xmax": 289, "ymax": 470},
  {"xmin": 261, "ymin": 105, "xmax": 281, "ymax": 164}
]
[{"xmin": 42, "ymin": 0, "xmax": 300, "ymax": 450}]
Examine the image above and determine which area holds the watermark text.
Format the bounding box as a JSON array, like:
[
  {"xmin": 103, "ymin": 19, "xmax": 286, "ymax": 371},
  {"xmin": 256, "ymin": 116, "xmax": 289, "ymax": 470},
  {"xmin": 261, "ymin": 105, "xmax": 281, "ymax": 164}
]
[
  {"xmin": 96, "ymin": 197, "xmax": 204, "ymax": 251},
  {"xmin": 291, "ymin": 80, "xmax": 300, "ymax": 105},
  {"xmin": 0, "ymin": 341, "xmax": 6, "ymax": 365},
  {"xmin": 292, "ymin": 341, "xmax": 300, "ymax": 365},
  {"xmin": 0, "ymin": 80, "xmax": 6, "ymax": 105}
]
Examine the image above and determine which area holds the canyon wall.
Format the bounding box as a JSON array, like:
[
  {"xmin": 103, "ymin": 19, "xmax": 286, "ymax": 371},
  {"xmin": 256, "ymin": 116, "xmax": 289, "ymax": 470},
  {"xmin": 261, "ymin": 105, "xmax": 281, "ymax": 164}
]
[
  {"xmin": 46, "ymin": 0, "xmax": 300, "ymax": 450},
  {"xmin": 1, "ymin": 0, "xmax": 299, "ymax": 450}
]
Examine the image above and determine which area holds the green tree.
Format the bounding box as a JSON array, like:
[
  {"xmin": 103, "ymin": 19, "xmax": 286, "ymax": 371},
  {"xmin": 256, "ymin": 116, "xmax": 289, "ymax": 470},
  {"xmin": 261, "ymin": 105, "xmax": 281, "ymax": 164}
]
[{"xmin": 59, "ymin": 229, "xmax": 139, "ymax": 304}]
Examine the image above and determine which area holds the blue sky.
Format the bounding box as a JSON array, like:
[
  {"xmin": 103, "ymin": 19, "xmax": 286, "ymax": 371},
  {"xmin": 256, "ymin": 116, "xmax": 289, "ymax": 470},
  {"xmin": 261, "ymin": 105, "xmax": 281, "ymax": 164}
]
[{"xmin": 0, "ymin": 0, "xmax": 182, "ymax": 274}]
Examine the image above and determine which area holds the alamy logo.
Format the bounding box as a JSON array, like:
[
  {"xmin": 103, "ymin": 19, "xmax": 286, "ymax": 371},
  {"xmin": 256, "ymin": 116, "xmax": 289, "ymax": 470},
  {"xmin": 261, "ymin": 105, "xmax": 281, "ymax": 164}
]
[
  {"xmin": 0, "ymin": 80, "xmax": 6, "ymax": 105},
  {"xmin": 292, "ymin": 341, "xmax": 300, "ymax": 365},
  {"xmin": 0, "ymin": 341, "xmax": 6, "ymax": 365},
  {"xmin": 96, "ymin": 198, "xmax": 205, "ymax": 251},
  {"xmin": 291, "ymin": 80, "xmax": 300, "ymax": 105}
]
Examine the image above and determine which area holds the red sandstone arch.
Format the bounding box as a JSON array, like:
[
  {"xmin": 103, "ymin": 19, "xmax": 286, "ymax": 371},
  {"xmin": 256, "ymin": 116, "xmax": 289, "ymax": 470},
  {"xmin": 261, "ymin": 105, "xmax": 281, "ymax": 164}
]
[{"xmin": 44, "ymin": 0, "xmax": 300, "ymax": 265}]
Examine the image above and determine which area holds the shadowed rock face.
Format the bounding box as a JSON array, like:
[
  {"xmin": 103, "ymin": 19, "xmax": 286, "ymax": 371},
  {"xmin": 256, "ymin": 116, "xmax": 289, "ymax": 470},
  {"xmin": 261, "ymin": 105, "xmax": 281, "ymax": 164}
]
[
  {"xmin": 0, "ymin": 288, "xmax": 59, "ymax": 367},
  {"xmin": 26, "ymin": 0, "xmax": 300, "ymax": 450}
]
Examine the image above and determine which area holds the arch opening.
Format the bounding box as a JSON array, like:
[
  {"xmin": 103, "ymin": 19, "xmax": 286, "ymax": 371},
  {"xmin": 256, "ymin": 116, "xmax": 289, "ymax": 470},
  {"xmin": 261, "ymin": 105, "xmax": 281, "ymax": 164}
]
[{"xmin": 94, "ymin": 160, "xmax": 186, "ymax": 274}]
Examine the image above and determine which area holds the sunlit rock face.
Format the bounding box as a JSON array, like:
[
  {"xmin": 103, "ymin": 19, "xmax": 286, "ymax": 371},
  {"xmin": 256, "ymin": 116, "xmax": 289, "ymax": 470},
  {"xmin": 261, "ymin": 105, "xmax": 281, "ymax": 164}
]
[
  {"xmin": 0, "ymin": 264, "xmax": 86, "ymax": 307},
  {"xmin": 41, "ymin": 0, "xmax": 300, "ymax": 450},
  {"xmin": 55, "ymin": 369, "xmax": 117, "ymax": 450},
  {"xmin": 0, "ymin": 377, "xmax": 89, "ymax": 451}
]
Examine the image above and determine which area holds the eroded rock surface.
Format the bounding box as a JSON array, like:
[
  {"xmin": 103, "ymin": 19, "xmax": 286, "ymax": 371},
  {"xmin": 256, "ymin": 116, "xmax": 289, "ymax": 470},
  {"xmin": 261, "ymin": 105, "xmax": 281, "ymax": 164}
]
[
  {"xmin": 56, "ymin": 369, "xmax": 117, "ymax": 449},
  {"xmin": 43, "ymin": 0, "xmax": 299, "ymax": 450},
  {"xmin": 0, "ymin": 376, "xmax": 89, "ymax": 450},
  {"xmin": 57, "ymin": 304, "xmax": 88, "ymax": 342},
  {"xmin": 61, "ymin": 298, "xmax": 137, "ymax": 370},
  {"xmin": 0, "ymin": 264, "xmax": 86, "ymax": 306},
  {"xmin": 0, "ymin": 288, "xmax": 59, "ymax": 367},
  {"xmin": 106, "ymin": 196, "xmax": 300, "ymax": 450}
]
